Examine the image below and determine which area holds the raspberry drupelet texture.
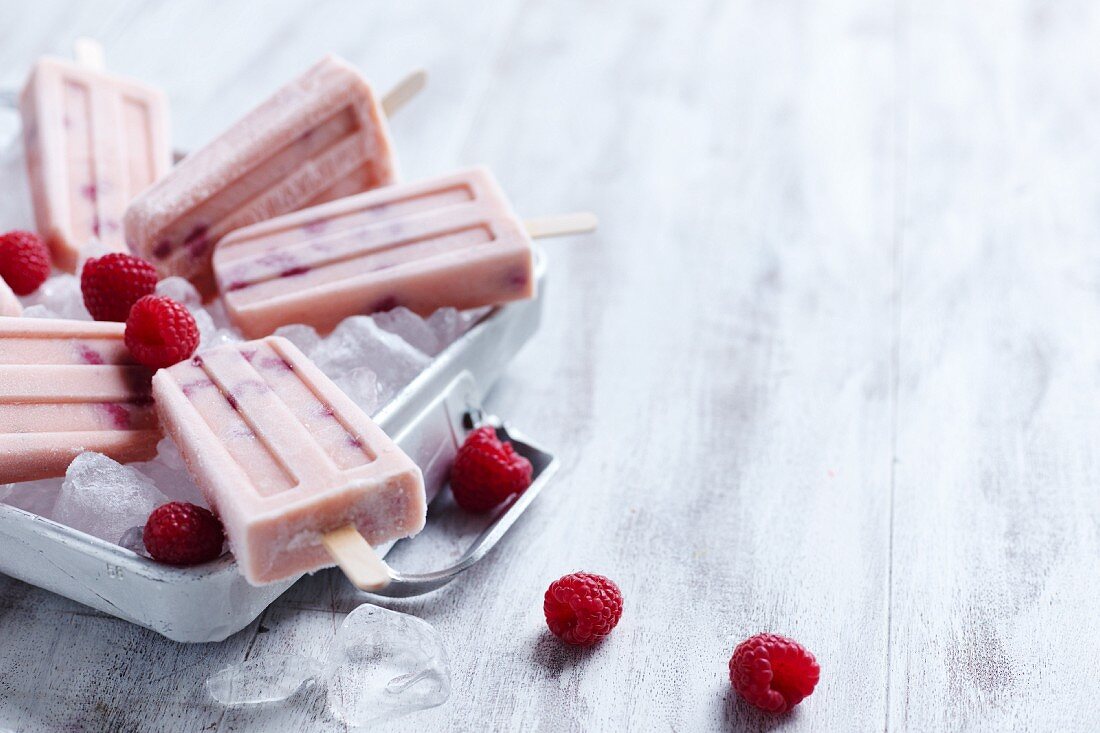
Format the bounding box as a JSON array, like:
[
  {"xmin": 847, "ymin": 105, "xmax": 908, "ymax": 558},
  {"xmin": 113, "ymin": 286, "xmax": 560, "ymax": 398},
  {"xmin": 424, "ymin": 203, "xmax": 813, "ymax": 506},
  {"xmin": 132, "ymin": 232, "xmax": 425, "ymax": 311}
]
[
  {"xmin": 0, "ymin": 230, "xmax": 51, "ymax": 295},
  {"xmin": 81, "ymin": 252, "xmax": 159, "ymax": 321},
  {"xmin": 728, "ymin": 633, "xmax": 820, "ymax": 713},
  {"xmin": 124, "ymin": 295, "xmax": 200, "ymax": 369},
  {"xmin": 143, "ymin": 502, "xmax": 225, "ymax": 566},
  {"xmin": 449, "ymin": 426, "xmax": 534, "ymax": 512},
  {"xmin": 544, "ymin": 572, "xmax": 624, "ymax": 646}
]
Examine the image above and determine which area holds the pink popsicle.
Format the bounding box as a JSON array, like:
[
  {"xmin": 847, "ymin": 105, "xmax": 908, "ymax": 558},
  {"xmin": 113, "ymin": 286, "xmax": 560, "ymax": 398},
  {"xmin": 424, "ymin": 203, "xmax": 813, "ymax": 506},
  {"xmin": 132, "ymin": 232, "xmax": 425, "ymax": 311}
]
[
  {"xmin": 20, "ymin": 57, "xmax": 171, "ymax": 272},
  {"xmin": 152, "ymin": 336, "xmax": 425, "ymax": 584},
  {"xmin": 213, "ymin": 166, "xmax": 535, "ymax": 338},
  {"xmin": 0, "ymin": 317, "xmax": 159, "ymax": 484},
  {"xmin": 124, "ymin": 55, "xmax": 398, "ymax": 296}
]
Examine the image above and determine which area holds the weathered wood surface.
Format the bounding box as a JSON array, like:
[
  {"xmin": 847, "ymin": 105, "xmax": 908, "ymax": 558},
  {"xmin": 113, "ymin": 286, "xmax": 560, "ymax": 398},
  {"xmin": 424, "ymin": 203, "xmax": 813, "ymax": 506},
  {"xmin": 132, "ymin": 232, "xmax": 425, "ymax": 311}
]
[{"xmin": 0, "ymin": 0, "xmax": 1097, "ymax": 730}]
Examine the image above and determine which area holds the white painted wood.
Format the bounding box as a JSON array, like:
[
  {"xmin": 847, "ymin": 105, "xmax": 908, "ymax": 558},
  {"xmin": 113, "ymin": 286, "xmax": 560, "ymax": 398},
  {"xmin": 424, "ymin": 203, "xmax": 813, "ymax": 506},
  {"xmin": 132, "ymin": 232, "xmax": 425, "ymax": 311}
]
[{"xmin": 0, "ymin": 0, "xmax": 1097, "ymax": 730}]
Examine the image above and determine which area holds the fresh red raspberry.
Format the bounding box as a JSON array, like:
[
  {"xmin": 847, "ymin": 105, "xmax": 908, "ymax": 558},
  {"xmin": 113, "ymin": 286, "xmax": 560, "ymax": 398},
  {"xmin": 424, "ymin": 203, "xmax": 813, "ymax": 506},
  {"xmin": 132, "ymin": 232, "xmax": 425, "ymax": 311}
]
[
  {"xmin": 729, "ymin": 633, "xmax": 820, "ymax": 713},
  {"xmin": 142, "ymin": 502, "xmax": 225, "ymax": 566},
  {"xmin": 124, "ymin": 295, "xmax": 200, "ymax": 369},
  {"xmin": 449, "ymin": 426, "xmax": 534, "ymax": 512},
  {"xmin": 543, "ymin": 572, "xmax": 623, "ymax": 646},
  {"xmin": 81, "ymin": 252, "xmax": 159, "ymax": 321},
  {"xmin": 0, "ymin": 230, "xmax": 51, "ymax": 295}
]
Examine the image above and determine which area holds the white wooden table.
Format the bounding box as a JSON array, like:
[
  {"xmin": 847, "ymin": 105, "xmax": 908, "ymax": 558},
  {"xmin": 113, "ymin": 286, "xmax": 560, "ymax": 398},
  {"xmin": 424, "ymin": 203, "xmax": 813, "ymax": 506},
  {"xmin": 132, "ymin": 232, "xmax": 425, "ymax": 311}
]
[{"xmin": 2, "ymin": 0, "xmax": 1099, "ymax": 730}]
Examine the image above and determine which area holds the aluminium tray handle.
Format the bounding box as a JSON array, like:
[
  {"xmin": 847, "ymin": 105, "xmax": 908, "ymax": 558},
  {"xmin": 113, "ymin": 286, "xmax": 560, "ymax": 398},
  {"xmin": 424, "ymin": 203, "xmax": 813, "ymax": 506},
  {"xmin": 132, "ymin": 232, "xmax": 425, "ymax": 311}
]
[{"xmin": 366, "ymin": 416, "xmax": 560, "ymax": 598}]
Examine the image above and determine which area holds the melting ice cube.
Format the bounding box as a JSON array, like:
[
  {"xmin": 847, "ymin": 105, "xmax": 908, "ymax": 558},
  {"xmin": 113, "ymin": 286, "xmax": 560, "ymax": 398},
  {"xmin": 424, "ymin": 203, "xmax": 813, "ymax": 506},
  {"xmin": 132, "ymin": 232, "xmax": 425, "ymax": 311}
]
[
  {"xmin": 324, "ymin": 604, "xmax": 451, "ymax": 726},
  {"xmin": 205, "ymin": 653, "xmax": 324, "ymax": 706},
  {"xmin": 51, "ymin": 452, "xmax": 168, "ymax": 544}
]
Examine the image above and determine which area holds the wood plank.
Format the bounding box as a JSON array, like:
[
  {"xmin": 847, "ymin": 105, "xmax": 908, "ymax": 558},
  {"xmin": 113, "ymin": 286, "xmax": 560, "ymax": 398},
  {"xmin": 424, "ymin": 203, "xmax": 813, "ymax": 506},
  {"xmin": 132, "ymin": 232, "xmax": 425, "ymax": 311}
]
[
  {"xmin": 378, "ymin": 0, "xmax": 900, "ymax": 729},
  {"xmin": 887, "ymin": 0, "xmax": 1100, "ymax": 729}
]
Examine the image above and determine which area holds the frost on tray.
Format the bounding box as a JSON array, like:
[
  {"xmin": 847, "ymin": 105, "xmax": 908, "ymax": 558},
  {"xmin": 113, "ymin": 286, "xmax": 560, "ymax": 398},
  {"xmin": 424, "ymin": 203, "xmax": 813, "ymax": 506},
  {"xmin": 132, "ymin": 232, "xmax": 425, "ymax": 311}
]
[
  {"xmin": 51, "ymin": 452, "xmax": 168, "ymax": 544},
  {"xmin": 206, "ymin": 653, "xmax": 324, "ymax": 706},
  {"xmin": 325, "ymin": 604, "xmax": 451, "ymax": 726}
]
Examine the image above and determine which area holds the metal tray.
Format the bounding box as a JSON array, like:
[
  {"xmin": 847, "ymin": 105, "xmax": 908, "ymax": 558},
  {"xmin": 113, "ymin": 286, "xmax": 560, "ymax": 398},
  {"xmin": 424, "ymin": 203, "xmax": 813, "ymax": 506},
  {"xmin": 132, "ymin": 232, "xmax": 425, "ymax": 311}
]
[{"xmin": 0, "ymin": 254, "xmax": 546, "ymax": 642}]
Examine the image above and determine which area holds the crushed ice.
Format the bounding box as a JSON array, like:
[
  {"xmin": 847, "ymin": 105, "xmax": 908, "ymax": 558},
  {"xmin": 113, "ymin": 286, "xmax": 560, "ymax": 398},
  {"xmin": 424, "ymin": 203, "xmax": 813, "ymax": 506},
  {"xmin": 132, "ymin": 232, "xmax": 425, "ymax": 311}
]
[{"xmin": 51, "ymin": 453, "xmax": 169, "ymax": 545}]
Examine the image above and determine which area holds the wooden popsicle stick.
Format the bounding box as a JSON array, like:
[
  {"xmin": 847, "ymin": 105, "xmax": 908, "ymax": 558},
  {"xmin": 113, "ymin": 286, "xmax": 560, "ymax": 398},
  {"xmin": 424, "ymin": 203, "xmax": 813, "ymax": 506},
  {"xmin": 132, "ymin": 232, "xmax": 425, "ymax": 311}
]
[
  {"xmin": 73, "ymin": 38, "xmax": 106, "ymax": 72},
  {"xmin": 523, "ymin": 212, "xmax": 599, "ymax": 239},
  {"xmin": 322, "ymin": 524, "xmax": 393, "ymax": 591},
  {"xmin": 382, "ymin": 69, "xmax": 428, "ymax": 117}
]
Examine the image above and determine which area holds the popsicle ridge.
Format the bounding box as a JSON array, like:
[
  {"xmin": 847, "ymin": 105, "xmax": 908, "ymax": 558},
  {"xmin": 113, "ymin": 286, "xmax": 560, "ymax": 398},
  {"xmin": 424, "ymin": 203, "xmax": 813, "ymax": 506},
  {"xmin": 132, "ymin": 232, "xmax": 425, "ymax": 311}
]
[
  {"xmin": 21, "ymin": 57, "xmax": 171, "ymax": 271},
  {"xmin": 153, "ymin": 337, "xmax": 425, "ymax": 584},
  {"xmin": 0, "ymin": 317, "xmax": 159, "ymax": 483},
  {"xmin": 125, "ymin": 55, "xmax": 397, "ymax": 294},
  {"xmin": 214, "ymin": 166, "xmax": 536, "ymax": 337}
]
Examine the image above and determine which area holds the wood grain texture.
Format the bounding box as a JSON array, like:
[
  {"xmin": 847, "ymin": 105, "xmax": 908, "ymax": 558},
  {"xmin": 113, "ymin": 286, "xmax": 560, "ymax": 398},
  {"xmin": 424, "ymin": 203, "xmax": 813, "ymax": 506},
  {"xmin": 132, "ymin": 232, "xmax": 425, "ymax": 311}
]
[{"xmin": 0, "ymin": 0, "xmax": 1097, "ymax": 730}]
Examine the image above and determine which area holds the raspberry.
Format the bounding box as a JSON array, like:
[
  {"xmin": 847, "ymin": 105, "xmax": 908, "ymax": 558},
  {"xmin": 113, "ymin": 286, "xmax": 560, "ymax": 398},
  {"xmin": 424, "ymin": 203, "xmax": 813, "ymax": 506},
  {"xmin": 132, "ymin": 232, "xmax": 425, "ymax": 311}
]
[
  {"xmin": 142, "ymin": 502, "xmax": 225, "ymax": 566},
  {"xmin": 124, "ymin": 295, "xmax": 200, "ymax": 369},
  {"xmin": 729, "ymin": 633, "xmax": 820, "ymax": 713},
  {"xmin": 543, "ymin": 572, "xmax": 623, "ymax": 646},
  {"xmin": 81, "ymin": 252, "xmax": 159, "ymax": 321},
  {"xmin": 449, "ymin": 426, "xmax": 534, "ymax": 512},
  {"xmin": 0, "ymin": 230, "xmax": 51, "ymax": 295}
]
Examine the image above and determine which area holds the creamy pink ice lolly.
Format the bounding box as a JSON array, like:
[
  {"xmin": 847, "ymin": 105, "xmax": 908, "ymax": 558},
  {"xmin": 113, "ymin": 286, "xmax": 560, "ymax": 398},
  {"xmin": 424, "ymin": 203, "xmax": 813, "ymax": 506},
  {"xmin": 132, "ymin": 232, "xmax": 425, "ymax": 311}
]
[
  {"xmin": 124, "ymin": 55, "xmax": 398, "ymax": 296},
  {"xmin": 214, "ymin": 166, "xmax": 534, "ymax": 338},
  {"xmin": 152, "ymin": 336, "xmax": 425, "ymax": 584},
  {"xmin": 20, "ymin": 57, "xmax": 171, "ymax": 272},
  {"xmin": 0, "ymin": 280, "xmax": 22, "ymax": 317},
  {"xmin": 0, "ymin": 317, "xmax": 159, "ymax": 484}
]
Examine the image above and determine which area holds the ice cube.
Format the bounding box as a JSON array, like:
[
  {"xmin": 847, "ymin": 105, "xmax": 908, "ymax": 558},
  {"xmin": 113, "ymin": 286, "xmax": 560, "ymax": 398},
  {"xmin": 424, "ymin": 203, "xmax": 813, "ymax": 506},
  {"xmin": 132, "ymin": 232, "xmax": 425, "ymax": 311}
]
[
  {"xmin": 334, "ymin": 367, "xmax": 381, "ymax": 415},
  {"xmin": 312, "ymin": 317, "xmax": 430, "ymax": 404},
  {"xmin": 20, "ymin": 274, "xmax": 90, "ymax": 320},
  {"xmin": 130, "ymin": 437, "xmax": 207, "ymax": 507},
  {"xmin": 206, "ymin": 653, "xmax": 324, "ymax": 706},
  {"xmin": 192, "ymin": 307, "xmax": 218, "ymax": 346},
  {"xmin": 76, "ymin": 238, "xmax": 116, "ymax": 268},
  {"xmin": 154, "ymin": 276, "xmax": 202, "ymax": 308},
  {"xmin": 119, "ymin": 525, "xmax": 150, "ymax": 558},
  {"xmin": 274, "ymin": 324, "xmax": 322, "ymax": 357},
  {"xmin": 428, "ymin": 306, "xmax": 490, "ymax": 348},
  {"xmin": 204, "ymin": 298, "xmax": 238, "ymax": 332},
  {"xmin": 372, "ymin": 307, "xmax": 488, "ymax": 357},
  {"xmin": 21, "ymin": 305, "xmax": 59, "ymax": 319},
  {"xmin": 50, "ymin": 452, "xmax": 169, "ymax": 544},
  {"xmin": 324, "ymin": 605, "xmax": 451, "ymax": 726},
  {"xmin": 0, "ymin": 476, "xmax": 63, "ymax": 516}
]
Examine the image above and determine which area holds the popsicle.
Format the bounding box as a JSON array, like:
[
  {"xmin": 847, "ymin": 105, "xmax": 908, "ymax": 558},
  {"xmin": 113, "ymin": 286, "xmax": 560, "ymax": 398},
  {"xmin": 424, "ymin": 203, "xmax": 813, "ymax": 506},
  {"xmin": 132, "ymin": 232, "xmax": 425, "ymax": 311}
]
[
  {"xmin": 0, "ymin": 317, "xmax": 159, "ymax": 484},
  {"xmin": 214, "ymin": 166, "xmax": 597, "ymax": 338},
  {"xmin": 152, "ymin": 336, "xmax": 426, "ymax": 585},
  {"xmin": 20, "ymin": 40, "xmax": 171, "ymax": 272},
  {"xmin": 0, "ymin": 279, "xmax": 22, "ymax": 317},
  {"xmin": 124, "ymin": 55, "xmax": 421, "ymax": 296}
]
